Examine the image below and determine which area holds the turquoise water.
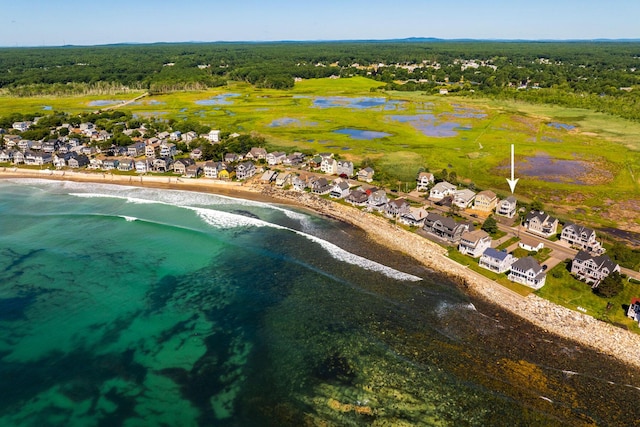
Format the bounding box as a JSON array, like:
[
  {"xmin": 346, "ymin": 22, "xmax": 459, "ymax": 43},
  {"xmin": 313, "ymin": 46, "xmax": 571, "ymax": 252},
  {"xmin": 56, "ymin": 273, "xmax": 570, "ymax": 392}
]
[{"xmin": 1, "ymin": 179, "xmax": 639, "ymax": 426}]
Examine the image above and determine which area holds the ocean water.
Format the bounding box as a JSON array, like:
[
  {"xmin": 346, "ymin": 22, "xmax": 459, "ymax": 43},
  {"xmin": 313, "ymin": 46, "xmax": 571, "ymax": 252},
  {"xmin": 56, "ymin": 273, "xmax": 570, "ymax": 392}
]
[{"xmin": 1, "ymin": 179, "xmax": 639, "ymax": 426}]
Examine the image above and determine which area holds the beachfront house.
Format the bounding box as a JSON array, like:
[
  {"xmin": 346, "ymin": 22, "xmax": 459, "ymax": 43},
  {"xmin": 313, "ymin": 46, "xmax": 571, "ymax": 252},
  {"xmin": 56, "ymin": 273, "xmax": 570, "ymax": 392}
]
[
  {"xmin": 398, "ymin": 206, "xmax": 429, "ymax": 227},
  {"xmin": 329, "ymin": 180, "xmax": 351, "ymax": 198},
  {"xmin": 508, "ymin": 256, "xmax": 547, "ymax": 289},
  {"xmin": 357, "ymin": 167, "xmax": 375, "ymax": 183},
  {"xmin": 627, "ymin": 298, "xmax": 640, "ymax": 326},
  {"xmin": 224, "ymin": 153, "xmax": 241, "ymax": 163},
  {"xmin": 159, "ymin": 142, "xmax": 177, "ymax": 158},
  {"xmin": 275, "ymin": 172, "xmax": 293, "ymax": 187},
  {"xmin": 497, "ymin": 196, "xmax": 517, "ymax": 219},
  {"xmin": 266, "ymin": 151, "xmax": 286, "ymax": 166},
  {"xmin": 0, "ymin": 150, "xmax": 15, "ymax": 163},
  {"xmin": 524, "ymin": 210, "xmax": 559, "ymax": 238},
  {"xmin": 185, "ymin": 164, "xmax": 202, "ymax": 178},
  {"xmin": 153, "ymin": 157, "xmax": 173, "ymax": 173},
  {"xmin": 561, "ymin": 223, "xmax": 604, "ymax": 254},
  {"xmin": 88, "ymin": 158, "xmax": 104, "ymax": 170},
  {"xmin": 570, "ymin": 251, "xmax": 620, "ymax": 287},
  {"xmin": 261, "ymin": 170, "xmax": 278, "ymax": 183},
  {"xmin": 423, "ymin": 212, "xmax": 470, "ymax": 243},
  {"xmin": 311, "ymin": 177, "xmax": 332, "ymax": 195},
  {"xmin": 385, "ymin": 198, "xmax": 411, "ymax": 218},
  {"xmin": 135, "ymin": 159, "xmax": 150, "ymax": 173},
  {"xmin": 12, "ymin": 151, "xmax": 25, "ymax": 164},
  {"xmin": 367, "ymin": 189, "xmax": 389, "ymax": 211},
  {"xmin": 345, "ymin": 189, "xmax": 369, "ymax": 207},
  {"xmin": 68, "ymin": 154, "xmax": 89, "ymax": 169},
  {"xmin": 292, "ymin": 174, "xmax": 308, "ymax": 191},
  {"xmin": 103, "ymin": 158, "xmax": 120, "ymax": 170},
  {"xmin": 203, "ymin": 161, "xmax": 226, "ymax": 179},
  {"xmin": 416, "ymin": 172, "xmax": 435, "ymax": 191},
  {"xmin": 473, "ymin": 190, "xmax": 498, "ymax": 213},
  {"xmin": 320, "ymin": 157, "xmax": 338, "ymax": 174},
  {"xmin": 236, "ymin": 161, "xmax": 257, "ymax": 180},
  {"xmin": 118, "ymin": 159, "xmax": 134, "ymax": 172},
  {"xmin": 458, "ymin": 229, "xmax": 492, "ymax": 258},
  {"xmin": 173, "ymin": 158, "xmax": 195, "ymax": 175},
  {"xmin": 429, "ymin": 181, "xmax": 456, "ymax": 201},
  {"xmin": 479, "ymin": 248, "xmax": 518, "ymax": 274}
]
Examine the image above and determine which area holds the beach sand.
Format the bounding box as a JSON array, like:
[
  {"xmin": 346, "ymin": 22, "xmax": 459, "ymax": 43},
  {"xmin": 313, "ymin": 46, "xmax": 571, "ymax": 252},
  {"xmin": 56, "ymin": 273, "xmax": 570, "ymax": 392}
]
[{"xmin": 3, "ymin": 167, "xmax": 640, "ymax": 369}]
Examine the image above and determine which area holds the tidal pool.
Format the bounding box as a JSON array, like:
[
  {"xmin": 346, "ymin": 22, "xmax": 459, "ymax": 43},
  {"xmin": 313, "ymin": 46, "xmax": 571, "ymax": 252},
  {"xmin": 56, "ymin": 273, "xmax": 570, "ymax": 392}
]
[
  {"xmin": 498, "ymin": 153, "xmax": 610, "ymax": 185},
  {"xmin": 295, "ymin": 96, "xmax": 404, "ymax": 110},
  {"xmin": 333, "ymin": 128, "xmax": 392, "ymax": 140},
  {"xmin": 88, "ymin": 100, "xmax": 122, "ymax": 107},
  {"xmin": 389, "ymin": 114, "xmax": 461, "ymax": 137},
  {"xmin": 269, "ymin": 118, "xmax": 302, "ymax": 127},
  {"xmin": 548, "ymin": 122, "xmax": 575, "ymax": 130}
]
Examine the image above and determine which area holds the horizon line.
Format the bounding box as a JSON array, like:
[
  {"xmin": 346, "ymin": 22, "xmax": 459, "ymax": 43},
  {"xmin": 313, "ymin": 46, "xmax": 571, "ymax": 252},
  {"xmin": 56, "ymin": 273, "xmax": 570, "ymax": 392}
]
[{"xmin": 2, "ymin": 36, "xmax": 640, "ymax": 48}]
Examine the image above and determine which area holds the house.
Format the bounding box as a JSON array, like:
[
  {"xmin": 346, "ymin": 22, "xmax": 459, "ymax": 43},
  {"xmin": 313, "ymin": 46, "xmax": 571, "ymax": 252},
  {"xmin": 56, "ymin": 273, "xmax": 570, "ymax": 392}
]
[
  {"xmin": 292, "ymin": 174, "xmax": 308, "ymax": 191},
  {"xmin": 330, "ymin": 180, "xmax": 351, "ymax": 198},
  {"xmin": 118, "ymin": 159, "xmax": 135, "ymax": 172},
  {"xmin": 236, "ymin": 161, "xmax": 257, "ymax": 180},
  {"xmin": 182, "ymin": 131, "xmax": 198, "ymax": 143},
  {"xmin": 102, "ymin": 158, "xmax": 120, "ymax": 170},
  {"xmin": 245, "ymin": 147, "xmax": 267, "ymax": 161},
  {"xmin": 309, "ymin": 155, "xmax": 323, "ymax": 169},
  {"xmin": 570, "ymin": 251, "xmax": 620, "ymax": 287},
  {"xmin": 518, "ymin": 236, "xmax": 544, "ymax": 252},
  {"xmin": 159, "ymin": 142, "xmax": 177, "ymax": 158},
  {"xmin": 173, "ymin": 158, "xmax": 195, "ymax": 175},
  {"xmin": 479, "ymin": 248, "xmax": 518, "ymax": 274},
  {"xmin": 429, "ymin": 181, "xmax": 456, "ymax": 201},
  {"xmin": 0, "ymin": 150, "xmax": 15, "ymax": 163},
  {"xmin": 320, "ymin": 157, "xmax": 338, "ymax": 174},
  {"xmin": 153, "ymin": 157, "xmax": 173, "ymax": 173},
  {"xmin": 473, "ymin": 190, "xmax": 498, "ymax": 213},
  {"xmin": 337, "ymin": 160, "xmax": 354, "ymax": 177},
  {"xmin": 203, "ymin": 161, "xmax": 226, "ymax": 179},
  {"xmin": 561, "ymin": 223, "xmax": 604, "ymax": 254},
  {"xmin": 169, "ymin": 131, "xmax": 182, "ymax": 141},
  {"xmin": 260, "ymin": 170, "xmax": 278, "ymax": 183},
  {"xmin": 12, "ymin": 151, "xmax": 25, "ymax": 164},
  {"xmin": 157, "ymin": 131, "xmax": 170, "ymax": 140},
  {"xmin": 345, "ymin": 189, "xmax": 369, "ymax": 206},
  {"xmin": 25, "ymin": 152, "xmax": 52, "ymax": 166},
  {"xmin": 17, "ymin": 140, "xmax": 33, "ymax": 151},
  {"xmin": 185, "ymin": 164, "xmax": 202, "ymax": 178},
  {"xmin": 453, "ymin": 189, "xmax": 476, "ymax": 209},
  {"xmin": 190, "ymin": 148, "xmax": 203, "ymax": 160},
  {"xmin": 458, "ymin": 229, "xmax": 492, "ymax": 258},
  {"xmin": 524, "ymin": 210, "xmax": 559, "ymax": 238},
  {"xmin": 68, "ymin": 154, "xmax": 90, "ymax": 168},
  {"xmin": 135, "ymin": 159, "xmax": 151, "ymax": 173},
  {"xmin": 283, "ymin": 152, "xmax": 305, "ymax": 166},
  {"xmin": 398, "ymin": 206, "xmax": 429, "ymax": 227},
  {"xmin": 12, "ymin": 121, "xmax": 32, "ymax": 132},
  {"xmin": 88, "ymin": 158, "xmax": 104, "ymax": 170},
  {"xmin": 42, "ymin": 140, "xmax": 59, "ymax": 153},
  {"xmin": 385, "ymin": 198, "xmax": 411, "ymax": 218},
  {"xmin": 367, "ymin": 189, "xmax": 389, "ymax": 211},
  {"xmin": 127, "ymin": 142, "xmax": 146, "ymax": 157},
  {"xmin": 266, "ymin": 151, "xmax": 286, "ymax": 166},
  {"xmin": 423, "ymin": 212, "xmax": 470, "ymax": 243},
  {"xmin": 275, "ymin": 172, "xmax": 293, "ymax": 187},
  {"xmin": 311, "ymin": 177, "xmax": 332, "ymax": 195},
  {"xmin": 357, "ymin": 167, "xmax": 375, "ymax": 183},
  {"xmin": 508, "ymin": 256, "xmax": 547, "ymax": 289},
  {"xmin": 496, "ymin": 196, "xmax": 517, "ymax": 218},
  {"xmin": 416, "ymin": 172, "xmax": 435, "ymax": 191},
  {"xmin": 217, "ymin": 166, "xmax": 235, "ymax": 180},
  {"xmin": 207, "ymin": 130, "xmax": 221, "ymax": 143},
  {"xmin": 224, "ymin": 153, "xmax": 241, "ymax": 163},
  {"xmin": 627, "ymin": 298, "xmax": 640, "ymax": 326}
]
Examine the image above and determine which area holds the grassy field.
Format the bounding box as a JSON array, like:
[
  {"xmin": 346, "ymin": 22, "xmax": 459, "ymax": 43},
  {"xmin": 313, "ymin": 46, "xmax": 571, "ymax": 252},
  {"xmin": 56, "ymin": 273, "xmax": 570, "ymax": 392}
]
[{"xmin": 2, "ymin": 76, "xmax": 640, "ymax": 231}]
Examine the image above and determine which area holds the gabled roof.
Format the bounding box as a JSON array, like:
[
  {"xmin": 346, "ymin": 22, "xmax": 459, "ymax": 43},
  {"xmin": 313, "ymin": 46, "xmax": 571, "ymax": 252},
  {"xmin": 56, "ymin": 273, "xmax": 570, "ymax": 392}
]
[
  {"xmin": 563, "ymin": 223, "xmax": 596, "ymax": 237},
  {"xmin": 573, "ymin": 250, "xmax": 618, "ymax": 271},
  {"xmin": 461, "ymin": 229, "xmax": 489, "ymax": 242},
  {"xmin": 482, "ymin": 247, "xmax": 511, "ymax": 261},
  {"xmin": 511, "ymin": 256, "xmax": 543, "ymax": 274}
]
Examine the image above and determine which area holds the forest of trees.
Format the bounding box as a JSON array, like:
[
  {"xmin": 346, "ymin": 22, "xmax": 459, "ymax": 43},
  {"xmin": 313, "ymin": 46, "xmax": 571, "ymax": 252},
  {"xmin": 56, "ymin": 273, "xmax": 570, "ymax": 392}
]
[{"xmin": 1, "ymin": 40, "xmax": 640, "ymax": 119}]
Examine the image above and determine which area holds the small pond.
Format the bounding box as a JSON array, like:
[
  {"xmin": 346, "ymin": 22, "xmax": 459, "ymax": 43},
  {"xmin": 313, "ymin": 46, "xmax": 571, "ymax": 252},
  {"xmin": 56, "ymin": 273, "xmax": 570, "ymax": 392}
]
[
  {"xmin": 42, "ymin": 106, "xmax": 52, "ymax": 110},
  {"xmin": 333, "ymin": 128, "xmax": 392, "ymax": 140},
  {"xmin": 389, "ymin": 114, "xmax": 461, "ymax": 137},
  {"xmin": 547, "ymin": 122, "xmax": 575, "ymax": 131},
  {"xmin": 88, "ymin": 100, "xmax": 122, "ymax": 107},
  {"xmin": 497, "ymin": 153, "xmax": 597, "ymax": 185},
  {"xmin": 295, "ymin": 95, "xmax": 404, "ymax": 110},
  {"xmin": 195, "ymin": 93, "xmax": 241, "ymax": 106},
  {"xmin": 269, "ymin": 118, "xmax": 301, "ymax": 127}
]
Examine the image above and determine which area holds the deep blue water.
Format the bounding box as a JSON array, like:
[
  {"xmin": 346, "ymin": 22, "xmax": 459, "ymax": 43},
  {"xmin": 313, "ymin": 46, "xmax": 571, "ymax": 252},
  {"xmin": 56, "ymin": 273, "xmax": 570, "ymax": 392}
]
[{"xmin": 0, "ymin": 179, "xmax": 638, "ymax": 426}]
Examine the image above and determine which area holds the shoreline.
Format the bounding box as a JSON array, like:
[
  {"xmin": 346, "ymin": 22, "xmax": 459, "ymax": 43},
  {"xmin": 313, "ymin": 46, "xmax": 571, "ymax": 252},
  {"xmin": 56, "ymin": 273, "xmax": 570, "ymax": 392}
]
[{"xmin": 3, "ymin": 167, "xmax": 640, "ymax": 369}]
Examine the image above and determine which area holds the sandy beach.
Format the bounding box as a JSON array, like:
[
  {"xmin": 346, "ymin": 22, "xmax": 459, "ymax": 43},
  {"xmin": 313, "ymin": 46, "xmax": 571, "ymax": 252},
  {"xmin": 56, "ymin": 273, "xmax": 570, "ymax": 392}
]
[{"xmin": 3, "ymin": 167, "xmax": 640, "ymax": 369}]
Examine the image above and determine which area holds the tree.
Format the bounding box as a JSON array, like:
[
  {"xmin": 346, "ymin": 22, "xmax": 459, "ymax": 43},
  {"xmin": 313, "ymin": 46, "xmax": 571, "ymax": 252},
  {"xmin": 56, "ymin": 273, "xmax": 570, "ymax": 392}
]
[
  {"xmin": 595, "ymin": 272, "xmax": 624, "ymax": 298},
  {"xmin": 481, "ymin": 215, "xmax": 498, "ymax": 235}
]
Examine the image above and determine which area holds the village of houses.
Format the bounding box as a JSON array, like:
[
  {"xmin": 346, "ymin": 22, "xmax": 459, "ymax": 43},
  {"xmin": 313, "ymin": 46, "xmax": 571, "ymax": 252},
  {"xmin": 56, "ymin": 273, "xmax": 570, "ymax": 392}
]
[{"xmin": 2, "ymin": 118, "xmax": 640, "ymax": 326}]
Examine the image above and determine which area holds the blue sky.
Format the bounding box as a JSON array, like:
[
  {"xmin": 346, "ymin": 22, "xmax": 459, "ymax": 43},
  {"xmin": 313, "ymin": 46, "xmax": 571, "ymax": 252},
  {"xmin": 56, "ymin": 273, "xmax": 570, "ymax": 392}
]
[{"xmin": 1, "ymin": 0, "xmax": 639, "ymax": 46}]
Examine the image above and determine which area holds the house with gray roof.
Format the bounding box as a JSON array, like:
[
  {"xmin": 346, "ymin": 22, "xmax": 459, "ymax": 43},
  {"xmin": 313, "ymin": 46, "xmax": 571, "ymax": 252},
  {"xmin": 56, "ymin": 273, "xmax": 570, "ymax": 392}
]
[
  {"xmin": 524, "ymin": 210, "xmax": 559, "ymax": 238},
  {"xmin": 561, "ymin": 223, "xmax": 604, "ymax": 255},
  {"xmin": 423, "ymin": 212, "xmax": 470, "ymax": 243},
  {"xmin": 570, "ymin": 251, "xmax": 620, "ymax": 287},
  {"xmin": 345, "ymin": 189, "xmax": 369, "ymax": 206},
  {"xmin": 329, "ymin": 180, "xmax": 351, "ymax": 198},
  {"xmin": 479, "ymin": 248, "xmax": 518, "ymax": 273},
  {"xmin": 458, "ymin": 229, "xmax": 492, "ymax": 258},
  {"xmin": 429, "ymin": 181, "xmax": 457, "ymax": 201},
  {"xmin": 385, "ymin": 198, "xmax": 411, "ymax": 218},
  {"xmin": 508, "ymin": 256, "xmax": 547, "ymax": 289},
  {"xmin": 367, "ymin": 189, "xmax": 389, "ymax": 211},
  {"xmin": 496, "ymin": 196, "xmax": 517, "ymax": 218}
]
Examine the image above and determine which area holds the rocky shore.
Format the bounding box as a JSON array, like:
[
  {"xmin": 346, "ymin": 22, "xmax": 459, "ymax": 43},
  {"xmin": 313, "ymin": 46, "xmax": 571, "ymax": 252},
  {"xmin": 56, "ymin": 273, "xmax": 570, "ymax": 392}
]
[{"xmin": 3, "ymin": 167, "xmax": 640, "ymax": 369}]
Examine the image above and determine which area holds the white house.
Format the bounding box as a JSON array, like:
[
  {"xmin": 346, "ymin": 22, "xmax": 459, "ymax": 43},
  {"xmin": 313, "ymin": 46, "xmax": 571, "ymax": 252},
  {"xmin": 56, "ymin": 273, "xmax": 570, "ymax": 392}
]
[
  {"xmin": 429, "ymin": 181, "xmax": 456, "ymax": 201},
  {"xmin": 207, "ymin": 130, "xmax": 221, "ymax": 143},
  {"xmin": 458, "ymin": 229, "xmax": 492, "ymax": 258},
  {"xmin": 508, "ymin": 256, "xmax": 547, "ymax": 289},
  {"xmin": 479, "ymin": 248, "xmax": 518, "ymax": 274},
  {"xmin": 453, "ymin": 189, "xmax": 476, "ymax": 209},
  {"xmin": 496, "ymin": 196, "xmax": 517, "ymax": 218},
  {"xmin": 416, "ymin": 172, "xmax": 435, "ymax": 191}
]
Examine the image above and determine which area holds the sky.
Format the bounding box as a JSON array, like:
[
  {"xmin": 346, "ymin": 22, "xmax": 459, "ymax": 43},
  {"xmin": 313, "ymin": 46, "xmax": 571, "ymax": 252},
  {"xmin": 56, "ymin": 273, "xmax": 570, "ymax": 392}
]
[{"xmin": 1, "ymin": 0, "xmax": 639, "ymax": 47}]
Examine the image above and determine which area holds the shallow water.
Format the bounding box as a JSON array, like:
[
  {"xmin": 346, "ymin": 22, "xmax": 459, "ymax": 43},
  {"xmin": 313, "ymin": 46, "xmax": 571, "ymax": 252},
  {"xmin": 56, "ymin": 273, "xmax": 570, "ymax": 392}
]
[{"xmin": 1, "ymin": 179, "xmax": 638, "ymax": 426}]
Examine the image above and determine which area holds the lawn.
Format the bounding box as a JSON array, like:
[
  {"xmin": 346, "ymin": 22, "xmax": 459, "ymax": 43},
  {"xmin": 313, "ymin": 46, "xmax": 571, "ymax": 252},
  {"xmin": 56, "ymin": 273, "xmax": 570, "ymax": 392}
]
[{"xmin": 536, "ymin": 262, "xmax": 640, "ymax": 331}]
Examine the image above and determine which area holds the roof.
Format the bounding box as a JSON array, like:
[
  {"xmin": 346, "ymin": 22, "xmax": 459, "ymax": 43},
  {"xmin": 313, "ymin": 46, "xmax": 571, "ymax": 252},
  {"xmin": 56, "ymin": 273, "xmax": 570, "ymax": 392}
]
[
  {"xmin": 461, "ymin": 229, "xmax": 489, "ymax": 241},
  {"xmin": 511, "ymin": 256, "xmax": 543, "ymax": 274},
  {"xmin": 482, "ymin": 247, "xmax": 510, "ymax": 261},
  {"xmin": 573, "ymin": 250, "xmax": 618, "ymax": 272},
  {"xmin": 476, "ymin": 190, "xmax": 497, "ymax": 199},
  {"xmin": 563, "ymin": 223, "xmax": 596, "ymax": 237},
  {"xmin": 425, "ymin": 212, "xmax": 459, "ymax": 230},
  {"xmin": 501, "ymin": 196, "xmax": 517, "ymax": 204}
]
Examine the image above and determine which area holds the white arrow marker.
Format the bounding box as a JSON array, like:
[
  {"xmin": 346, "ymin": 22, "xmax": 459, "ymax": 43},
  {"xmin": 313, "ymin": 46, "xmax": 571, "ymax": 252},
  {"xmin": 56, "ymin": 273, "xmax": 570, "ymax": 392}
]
[{"xmin": 506, "ymin": 144, "xmax": 519, "ymax": 194}]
